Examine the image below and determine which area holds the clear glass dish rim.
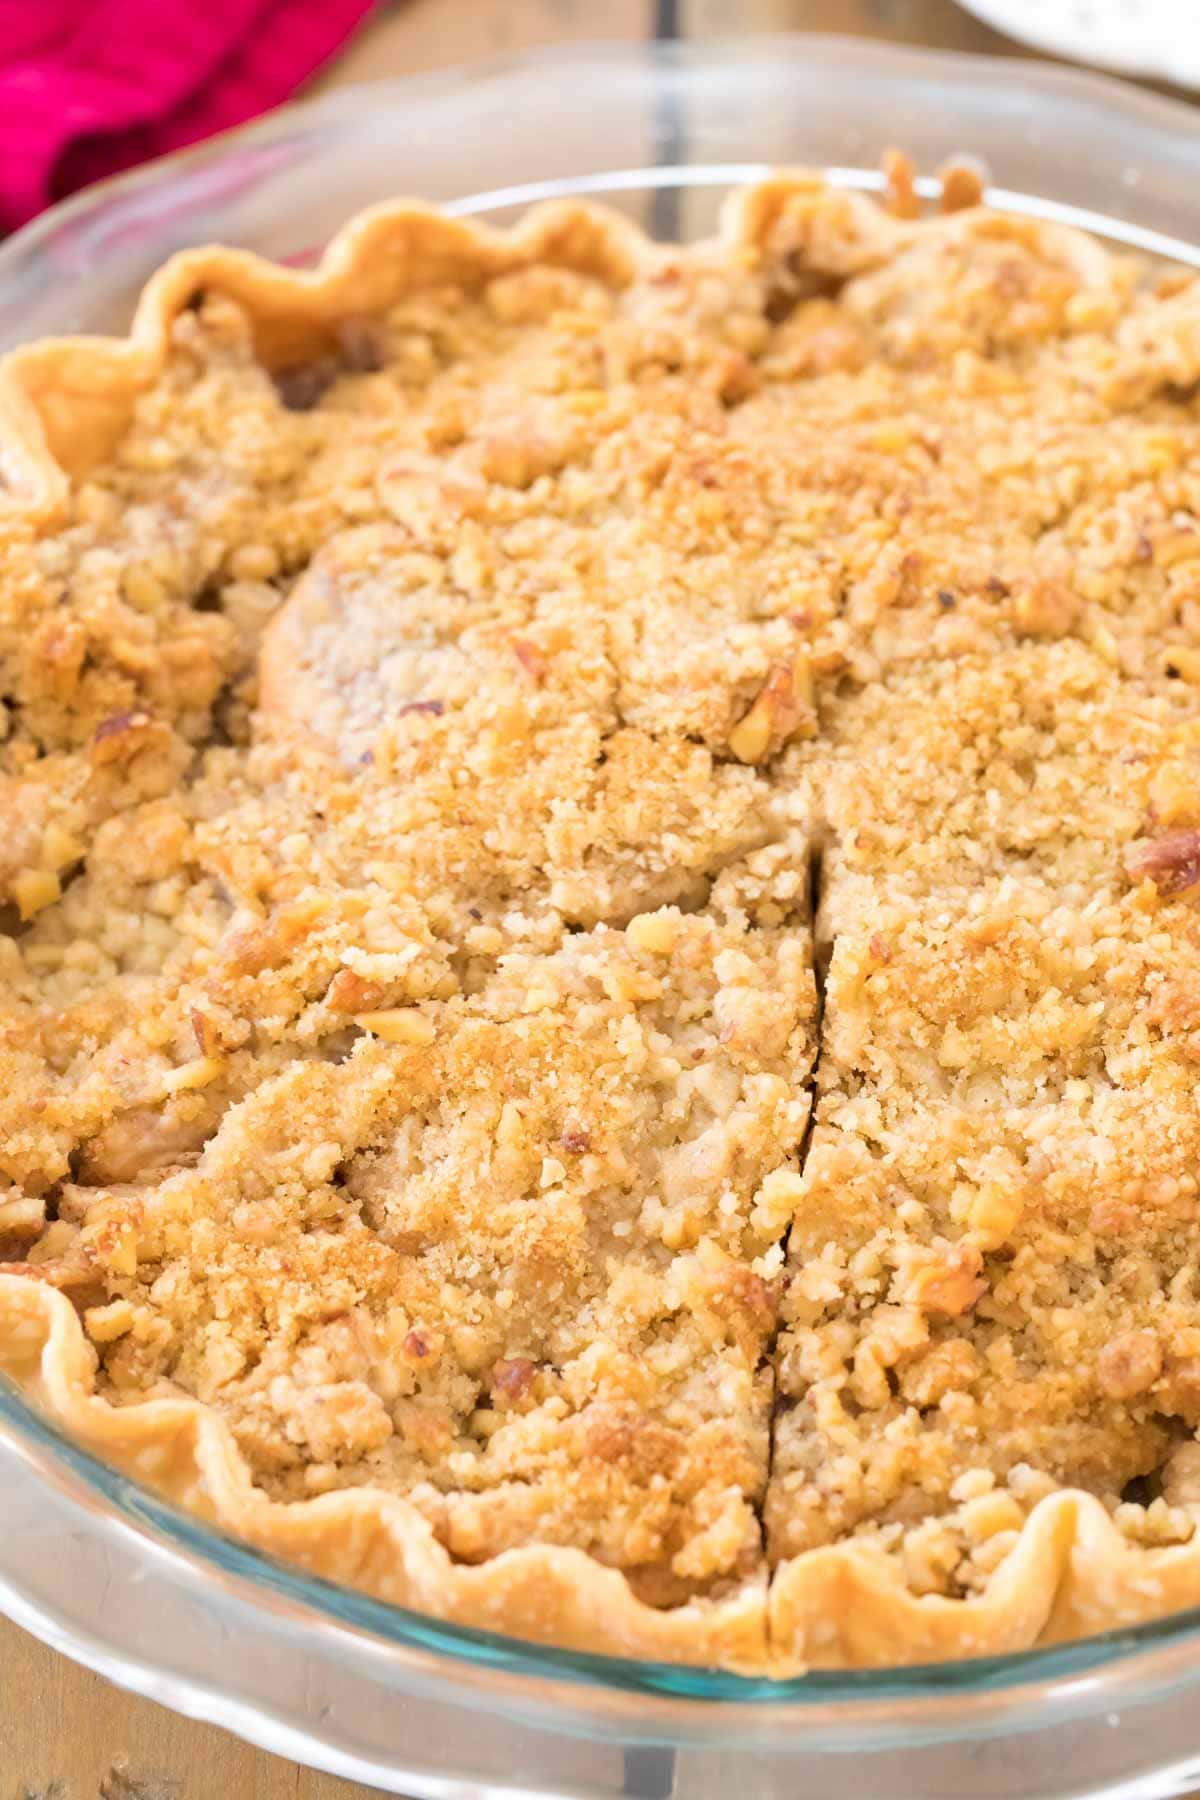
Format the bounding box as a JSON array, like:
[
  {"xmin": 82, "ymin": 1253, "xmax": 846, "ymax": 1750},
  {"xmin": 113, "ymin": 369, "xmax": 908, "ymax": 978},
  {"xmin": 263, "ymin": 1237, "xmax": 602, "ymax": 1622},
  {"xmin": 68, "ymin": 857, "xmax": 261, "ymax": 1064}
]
[
  {"xmin": 8, "ymin": 33, "xmax": 1200, "ymax": 272},
  {"xmin": 8, "ymin": 1375, "xmax": 1200, "ymax": 1715},
  {"xmin": 5, "ymin": 32, "xmax": 1200, "ymax": 1717}
]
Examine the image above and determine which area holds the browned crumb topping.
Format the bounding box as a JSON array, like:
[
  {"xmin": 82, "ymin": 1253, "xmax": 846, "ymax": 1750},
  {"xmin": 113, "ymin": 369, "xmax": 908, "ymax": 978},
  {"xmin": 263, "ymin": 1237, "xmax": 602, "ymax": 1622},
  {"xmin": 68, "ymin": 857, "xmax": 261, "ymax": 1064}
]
[{"xmin": 8, "ymin": 174, "xmax": 1200, "ymax": 1615}]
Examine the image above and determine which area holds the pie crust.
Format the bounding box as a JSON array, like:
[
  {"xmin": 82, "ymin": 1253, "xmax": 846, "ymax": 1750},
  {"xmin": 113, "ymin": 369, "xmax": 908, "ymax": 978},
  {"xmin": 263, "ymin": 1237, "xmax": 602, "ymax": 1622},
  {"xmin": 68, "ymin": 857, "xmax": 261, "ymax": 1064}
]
[{"xmin": 4, "ymin": 166, "xmax": 1200, "ymax": 1673}]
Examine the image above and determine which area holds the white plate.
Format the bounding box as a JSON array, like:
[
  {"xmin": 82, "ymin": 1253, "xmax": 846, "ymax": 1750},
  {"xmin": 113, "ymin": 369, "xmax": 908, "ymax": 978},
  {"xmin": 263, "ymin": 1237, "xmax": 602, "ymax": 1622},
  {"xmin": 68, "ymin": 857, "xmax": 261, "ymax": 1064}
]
[{"xmin": 958, "ymin": 0, "xmax": 1200, "ymax": 87}]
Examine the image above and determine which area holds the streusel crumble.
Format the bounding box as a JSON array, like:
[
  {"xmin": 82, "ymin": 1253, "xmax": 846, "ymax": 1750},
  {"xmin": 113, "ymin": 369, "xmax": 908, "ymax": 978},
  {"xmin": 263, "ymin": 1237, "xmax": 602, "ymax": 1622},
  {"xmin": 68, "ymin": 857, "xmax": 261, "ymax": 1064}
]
[{"xmin": 5, "ymin": 166, "xmax": 1200, "ymax": 1668}]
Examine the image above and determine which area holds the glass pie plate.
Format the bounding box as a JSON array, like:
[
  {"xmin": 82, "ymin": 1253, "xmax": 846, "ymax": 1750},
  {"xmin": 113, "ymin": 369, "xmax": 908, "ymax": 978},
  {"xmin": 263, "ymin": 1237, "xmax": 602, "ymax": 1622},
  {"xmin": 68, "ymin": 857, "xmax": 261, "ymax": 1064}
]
[{"xmin": 6, "ymin": 34, "xmax": 1200, "ymax": 1800}]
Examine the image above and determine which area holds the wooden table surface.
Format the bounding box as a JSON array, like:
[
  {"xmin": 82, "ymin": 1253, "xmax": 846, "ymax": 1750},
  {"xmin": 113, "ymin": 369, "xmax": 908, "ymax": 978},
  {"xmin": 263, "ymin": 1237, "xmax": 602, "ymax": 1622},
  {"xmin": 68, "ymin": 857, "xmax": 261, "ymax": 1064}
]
[{"xmin": 2, "ymin": 2, "xmax": 1193, "ymax": 1796}]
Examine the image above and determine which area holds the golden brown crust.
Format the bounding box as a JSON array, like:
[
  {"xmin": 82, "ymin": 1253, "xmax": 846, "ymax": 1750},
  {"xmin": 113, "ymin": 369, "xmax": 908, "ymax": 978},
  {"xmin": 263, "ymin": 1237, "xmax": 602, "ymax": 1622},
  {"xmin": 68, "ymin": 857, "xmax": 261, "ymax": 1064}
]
[
  {"xmin": 0, "ymin": 1278, "xmax": 767, "ymax": 1668},
  {"xmin": 0, "ymin": 200, "xmax": 653, "ymax": 506},
  {"xmin": 5, "ymin": 170, "xmax": 1200, "ymax": 1672}
]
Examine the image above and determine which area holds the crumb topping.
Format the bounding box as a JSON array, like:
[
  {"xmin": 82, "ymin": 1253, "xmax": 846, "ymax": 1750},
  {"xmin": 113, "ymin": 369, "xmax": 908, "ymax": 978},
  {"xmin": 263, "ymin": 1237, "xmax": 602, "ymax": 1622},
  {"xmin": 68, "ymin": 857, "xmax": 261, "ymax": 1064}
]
[{"xmin": 7, "ymin": 175, "xmax": 1200, "ymax": 1619}]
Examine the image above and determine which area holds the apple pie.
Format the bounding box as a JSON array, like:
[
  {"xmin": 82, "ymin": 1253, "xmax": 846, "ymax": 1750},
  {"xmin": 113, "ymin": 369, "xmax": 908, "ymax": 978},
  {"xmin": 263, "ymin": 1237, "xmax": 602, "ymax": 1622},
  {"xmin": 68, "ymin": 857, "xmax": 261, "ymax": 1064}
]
[{"xmin": 4, "ymin": 164, "xmax": 1200, "ymax": 1671}]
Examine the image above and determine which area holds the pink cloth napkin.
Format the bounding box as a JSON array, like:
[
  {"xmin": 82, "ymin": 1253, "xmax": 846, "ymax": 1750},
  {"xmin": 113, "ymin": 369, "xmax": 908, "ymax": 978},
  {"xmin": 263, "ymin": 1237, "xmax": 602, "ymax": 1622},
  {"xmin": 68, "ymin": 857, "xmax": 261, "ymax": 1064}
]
[{"xmin": 0, "ymin": 0, "xmax": 377, "ymax": 232}]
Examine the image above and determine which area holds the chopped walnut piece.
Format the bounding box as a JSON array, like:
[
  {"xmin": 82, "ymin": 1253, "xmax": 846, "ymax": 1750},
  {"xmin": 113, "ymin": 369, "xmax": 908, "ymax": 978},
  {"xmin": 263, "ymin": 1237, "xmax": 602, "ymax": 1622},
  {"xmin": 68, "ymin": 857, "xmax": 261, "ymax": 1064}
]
[
  {"xmin": 355, "ymin": 1008, "xmax": 436, "ymax": 1046},
  {"xmin": 491, "ymin": 1357, "xmax": 538, "ymax": 1403},
  {"xmin": 702, "ymin": 1264, "xmax": 778, "ymax": 1359},
  {"xmin": 325, "ymin": 970, "xmax": 385, "ymax": 1014},
  {"xmin": 90, "ymin": 711, "xmax": 167, "ymax": 766},
  {"xmin": 626, "ymin": 910, "xmax": 680, "ymax": 955},
  {"xmin": 156, "ymin": 1055, "xmax": 225, "ymax": 1097},
  {"xmin": 902, "ymin": 1245, "xmax": 985, "ymax": 1318},
  {"xmin": 1126, "ymin": 829, "xmax": 1200, "ymax": 899},
  {"xmin": 728, "ymin": 653, "xmax": 817, "ymax": 764},
  {"xmin": 12, "ymin": 867, "xmax": 60, "ymax": 920},
  {"xmin": 220, "ymin": 896, "xmax": 329, "ymax": 976},
  {"xmin": 1097, "ymin": 1330, "xmax": 1162, "ymax": 1400},
  {"xmin": 964, "ymin": 1180, "xmax": 1023, "ymax": 1251},
  {"xmin": 84, "ymin": 1298, "xmax": 136, "ymax": 1343},
  {"xmin": 1011, "ymin": 579, "xmax": 1079, "ymax": 640},
  {"xmin": 190, "ymin": 1007, "xmax": 225, "ymax": 1057}
]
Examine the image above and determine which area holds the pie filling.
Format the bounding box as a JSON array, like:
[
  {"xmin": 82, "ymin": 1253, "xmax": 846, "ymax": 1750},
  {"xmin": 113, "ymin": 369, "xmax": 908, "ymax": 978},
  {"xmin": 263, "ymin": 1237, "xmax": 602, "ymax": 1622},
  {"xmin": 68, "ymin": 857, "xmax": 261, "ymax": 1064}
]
[{"xmin": 4, "ymin": 166, "xmax": 1200, "ymax": 1668}]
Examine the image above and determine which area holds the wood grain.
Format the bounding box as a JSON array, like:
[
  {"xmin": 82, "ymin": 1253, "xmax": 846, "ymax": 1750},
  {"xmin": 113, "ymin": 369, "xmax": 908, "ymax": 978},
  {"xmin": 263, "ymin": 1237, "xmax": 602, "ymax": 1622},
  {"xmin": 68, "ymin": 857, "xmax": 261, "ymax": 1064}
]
[
  {"xmin": 0, "ymin": 1614, "xmax": 366, "ymax": 1798},
  {"xmin": 4, "ymin": 1, "xmax": 1195, "ymax": 1796}
]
